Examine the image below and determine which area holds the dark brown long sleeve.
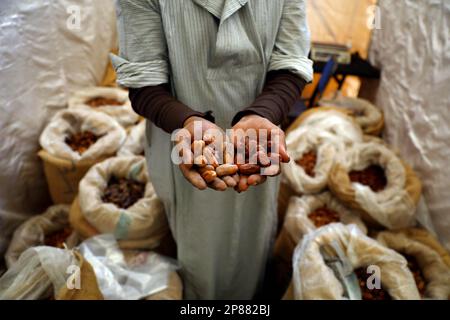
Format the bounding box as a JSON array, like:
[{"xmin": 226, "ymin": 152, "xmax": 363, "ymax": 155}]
[
  {"xmin": 232, "ymin": 70, "xmax": 307, "ymax": 126},
  {"xmin": 129, "ymin": 84, "xmax": 214, "ymax": 133}
]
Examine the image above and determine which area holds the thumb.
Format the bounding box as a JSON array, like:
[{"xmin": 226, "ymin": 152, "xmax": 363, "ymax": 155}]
[
  {"xmin": 270, "ymin": 130, "xmax": 290, "ymax": 163},
  {"xmin": 279, "ymin": 140, "xmax": 290, "ymax": 163}
]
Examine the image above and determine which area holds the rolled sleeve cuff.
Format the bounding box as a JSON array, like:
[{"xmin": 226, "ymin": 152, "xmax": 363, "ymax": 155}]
[
  {"xmin": 268, "ymin": 53, "xmax": 314, "ymax": 83},
  {"xmin": 110, "ymin": 54, "xmax": 169, "ymax": 88}
]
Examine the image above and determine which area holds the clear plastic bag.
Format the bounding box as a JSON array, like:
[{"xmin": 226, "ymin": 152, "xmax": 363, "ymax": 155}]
[
  {"xmin": 0, "ymin": 246, "xmax": 78, "ymax": 300},
  {"xmin": 78, "ymin": 234, "xmax": 179, "ymax": 300}
]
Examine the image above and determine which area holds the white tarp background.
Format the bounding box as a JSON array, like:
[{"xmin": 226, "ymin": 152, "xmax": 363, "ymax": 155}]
[
  {"xmin": 0, "ymin": 0, "xmax": 117, "ymax": 257},
  {"xmin": 370, "ymin": 0, "xmax": 450, "ymax": 250}
]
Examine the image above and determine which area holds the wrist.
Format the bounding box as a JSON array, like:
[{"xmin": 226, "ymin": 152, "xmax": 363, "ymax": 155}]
[
  {"xmin": 240, "ymin": 114, "xmax": 265, "ymax": 122},
  {"xmin": 232, "ymin": 110, "xmax": 268, "ymax": 126},
  {"xmin": 183, "ymin": 111, "xmax": 215, "ymax": 128},
  {"xmin": 183, "ymin": 115, "xmax": 204, "ymax": 127}
]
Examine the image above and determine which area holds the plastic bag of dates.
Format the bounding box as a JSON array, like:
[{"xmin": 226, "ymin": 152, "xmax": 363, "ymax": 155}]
[
  {"xmin": 71, "ymin": 156, "xmax": 168, "ymax": 250},
  {"xmin": 376, "ymin": 229, "xmax": 450, "ymax": 299},
  {"xmin": 273, "ymin": 193, "xmax": 367, "ymax": 297},
  {"xmin": 5, "ymin": 205, "xmax": 79, "ymax": 268},
  {"xmin": 39, "ymin": 109, "xmax": 127, "ymax": 204},
  {"xmin": 286, "ymin": 107, "xmax": 364, "ymax": 148},
  {"xmin": 319, "ymin": 95, "xmax": 385, "ymax": 136},
  {"xmin": 285, "ymin": 224, "xmax": 420, "ymax": 300},
  {"xmin": 68, "ymin": 87, "xmax": 140, "ymax": 128},
  {"xmin": 0, "ymin": 246, "xmax": 103, "ymax": 300},
  {"xmin": 328, "ymin": 142, "xmax": 422, "ymax": 229},
  {"xmin": 117, "ymin": 120, "xmax": 146, "ymax": 157},
  {"xmin": 282, "ymin": 132, "xmax": 338, "ymax": 195}
]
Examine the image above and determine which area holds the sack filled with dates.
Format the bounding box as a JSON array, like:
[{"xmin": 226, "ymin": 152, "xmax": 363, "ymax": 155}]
[{"xmin": 5, "ymin": 205, "xmax": 79, "ymax": 268}]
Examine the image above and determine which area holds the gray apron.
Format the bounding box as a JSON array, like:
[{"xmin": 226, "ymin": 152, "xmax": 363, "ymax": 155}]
[{"xmin": 112, "ymin": 0, "xmax": 313, "ymax": 299}]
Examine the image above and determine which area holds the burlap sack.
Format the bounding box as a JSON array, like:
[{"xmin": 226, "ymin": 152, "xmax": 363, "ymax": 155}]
[
  {"xmin": 283, "ymin": 132, "xmax": 338, "ymax": 195},
  {"xmin": 117, "ymin": 120, "xmax": 146, "ymax": 157},
  {"xmin": 145, "ymin": 271, "xmax": 183, "ymax": 300},
  {"xmin": 74, "ymin": 156, "xmax": 168, "ymax": 250},
  {"xmin": 289, "ymin": 223, "xmax": 420, "ymax": 300},
  {"xmin": 400, "ymin": 228, "xmax": 450, "ymax": 268},
  {"xmin": 56, "ymin": 251, "xmax": 104, "ymax": 300},
  {"xmin": 328, "ymin": 142, "xmax": 422, "ymax": 229},
  {"xmin": 70, "ymin": 197, "xmax": 166, "ymax": 251},
  {"xmin": 39, "ymin": 109, "xmax": 126, "ymax": 204},
  {"xmin": 68, "ymin": 87, "xmax": 139, "ymax": 128},
  {"xmin": 274, "ymin": 193, "xmax": 367, "ymax": 295},
  {"xmin": 376, "ymin": 230, "xmax": 450, "ymax": 300},
  {"xmin": 38, "ymin": 150, "xmax": 108, "ymax": 204},
  {"xmin": 40, "ymin": 109, "xmax": 126, "ymax": 162},
  {"xmin": 320, "ymin": 95, "xmax": 384, "ymax": 136},
  {"xmin": 5, "ymin": 205, "xmax": 79, "ymax": 268}
]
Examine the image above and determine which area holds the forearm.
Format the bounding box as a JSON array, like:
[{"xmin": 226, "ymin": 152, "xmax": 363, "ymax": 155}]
[
  {"xmin": 129, "ymin": 85, "xmax": 214, "ymax": 133},
  {"xmin": 232, "ymin": 70, "xmax": 307, "ymax": 126}
]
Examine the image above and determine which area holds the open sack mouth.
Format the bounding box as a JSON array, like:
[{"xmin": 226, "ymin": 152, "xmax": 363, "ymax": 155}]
[
  {"xmin": 349, "ymin": 164, "xmax": 387, "ymax": 192},
  {"xmin": 308, "ymin": 206, "xmax": 340, "ymax": 228},
  {"xmin": 85, "ymin": 97, "xmax": 124, "ymax": 108},
  {"xmin": 65, "ymin": 131, "xmax": 101, "ymax": 155},
  {"xmin": 102, "ymin": 176, "xmax": 146, "ymax": 209},
  {"xmin": 296, "ymin": 150, "xmax": 318, "ymax": 177}
]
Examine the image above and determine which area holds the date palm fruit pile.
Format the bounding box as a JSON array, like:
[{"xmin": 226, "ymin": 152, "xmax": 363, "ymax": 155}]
[
  {"xmin": 43, "ymin": 227, "xmax": 73, "ymax": 249},
  {"xmin": 354, "ymin": 267, "xmax": 391, "ymax": 300},
  {"xmin": 102, "ymin": 176, "xmax": 146, "ymax": 209},
  {"xmin": 307, "ymin": 206, "xmax": 340, "ymax": 228},
  {"xmin": 295, "ymin": 151, "xmax": 317, "ymax": 177},
  {"xmin": 86, "ymin": 97, "xmax": 123, "ymax": 108},
  {"xmin": 349, "ymin": 164, "xmax": 387, "ymax": 192},
  {"xmin": 191, "ymin": 137, "xmax": 281, "ymax": 189},
  {"xmin": 65, "ymin": 131, "xmax": 100, "ymax": 155}
]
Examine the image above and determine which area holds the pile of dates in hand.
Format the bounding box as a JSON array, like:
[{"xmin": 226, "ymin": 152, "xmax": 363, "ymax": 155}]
[{"xmin": 190, "ymin": 135, "xmax": 284, "ymax": 192}]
